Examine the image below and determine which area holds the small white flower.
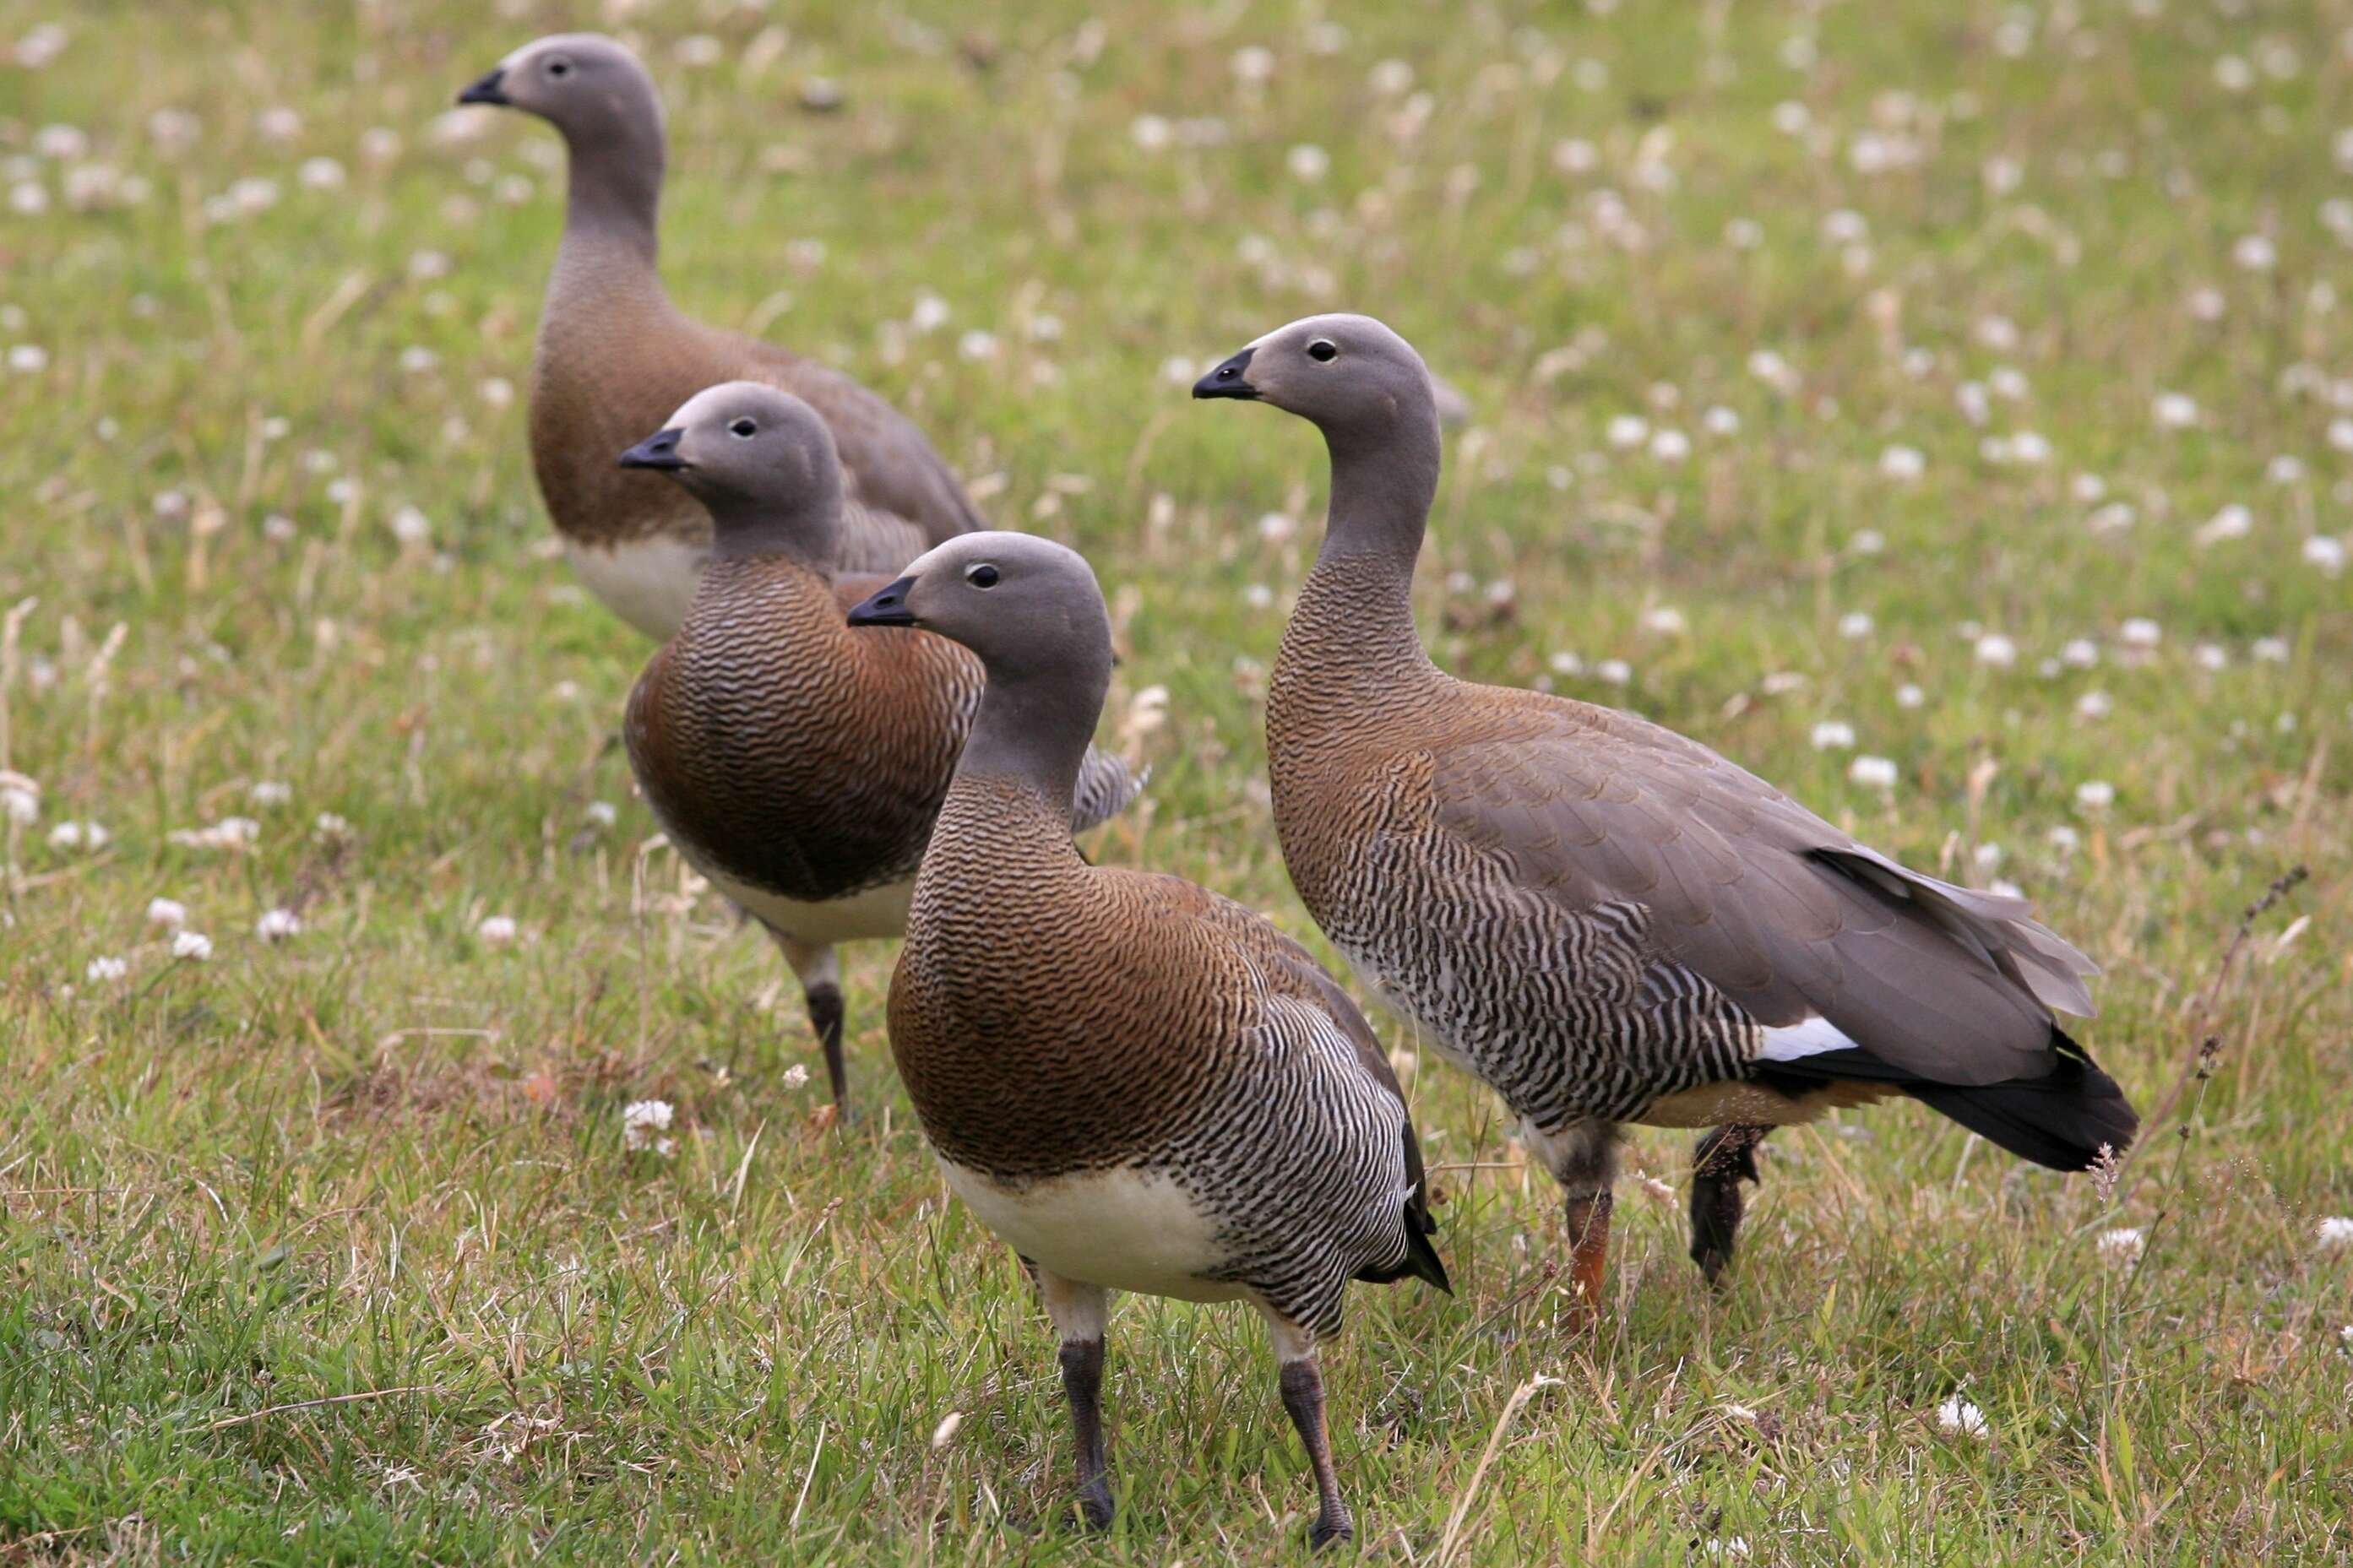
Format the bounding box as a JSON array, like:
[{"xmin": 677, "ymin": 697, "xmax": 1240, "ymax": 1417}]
[
  {"xmin": 1547, "ymin": 651, "xmax": 1584, "ymax": 676},
  {"xmin": 1371, "ymin": 59, "xmax": 1416, "ymax": 96},
  {"xmin": 910, "ymin": 293, "xmax": 951, "ymax": 333},
  {"xmin": 2252, "ymin": 636, "xmax": 2290, "ymax": 663},
  {"xmin": 2074, "ymin": 779, "xmax": 2116, "ymax": 811},
  {"xmin": 2318, "ymin": 1217, "xmax": 2353, "ymax": 1251},
  {"xmin": 398, "ymin": 345, "xmax": 437, "ymax": 373},
  {"xmin": 255, "ymin": 908, "xmax": 302, "ymax": 942},
  {"xmin": 584, "ymin": 800, "xmax": 618, "ymax": 828},
  {"xmin": 1285, "ymin": 144, "xmax": 1330, "ymax": 182},
  {"xmin": 2062, "ymin": 638, "xmax": 2100, "ymax": 670},
  {"xmin": 1703, "ymin": 405, "xmax": 1740, "ymax": 436},
  {"xmin": 1649, "ymin": 428, "xmax": 1691, "ymax": 462},
  {"xmin": 298, "ymin": 156, "xmax": 345, "ymax": 190},
  {"xmin": 147, "ymin": 897, "xmax": 188, "ymax": 928},
  {"xmin": 1595, "ymin": 659, "xmax": 1633, "ymax": 686},
  {"xmin": 1810, "ymin": 720, "xmax": 1856, "ymax": 751},
  {"xmin": 1606, "ymin": 414, "xmax": 1649, "ymax": 448},
  {"xmin": 2266, "ymin": 454, "xmax": 2303, "ymax": 485},
  {"xmin": 85, "ymin": 955, "xmax": 128, "ymax": 984},
  {"xmin": 8, "ymin": 343, "xmax": 49, "ymax": 373},
  {"xmin": 171, "ymin": 930, "xmax": 214, "ymax": 962},
  {"xmin": 1975, "ymin": 633, "xmax": 2018, "ymax": 668},
  {"xmin": 622, "ymin": 1098, "xmax": 676, "ymax": 1155},
  {"xmin": 2196, "ymin": 504, "xmax": 2252, "ymax": 546},
  {"xmin": 1242, "ymin": 583, "xmax": 1274, "ymax": 610},
  {"xmin": 390, "ymin": 506, "xmax": 430, "ymax": 545},
  {"xmin": 0, "ymin": 779, "xmax": 36, "ymax": 827},
  {"xmin": 956, "ymin": 329, "xmax": 998, "ymax": 362},
  {"xmin": 46, "ymin": 819, "xmax": 109, "ymax": 852},
  {"xmin": 2303, "ymin": 535, "xmax": 2346, "ymax": 575},
  {"xmin": 1937, "ymin": 1397, "xmax": 1989, "ymax": 1438},
  {"xmin": 1639, "ymin": 606, "xmax": 1686, "ymax": 635},
  {"xmin": 2194, "ymin": 643, "xmax": 2227, "ymax": 671},
  {"xmin": 313, "ymin": 811, "xmax": 352, "ymax": 840},
  {"xmin": 249, "ymin": 779, "xmax": 293, "ymax": 808},
  {"xmin": 1849, "ymin": 755, "xmax": 1899, "ymax": 789},
  {"xmin": 1231, "ymin": 44, "xmax": 1274, "ymax": 84},
  {"xmin": 2231, "ymin": 234, "xmax": 2277, "ymax": 272},
  {"xmin": 1838, "ymin": 611, "xmax": 1873, "ymax": 639},
  {"xmin": 2075, "ymin": 691, "xmax": 2112, "ymax": 721},
  {"xmin": 477, "ymin": 914, "xmax": 518, "ymax": 946},
  {"xmin": 2047, "ymin": 825, "xmax": 2080, "ymax": 853},
  {"xmin": 1895, "ymin": 683, "xmax": 1924, "ymax": 709},
  {"xmin": 780, "ymin": 1063, "xmax": 811, "ymax": 1090},
  {"xmin": 1129, "ymin": 114, "xmax": 1172, "ymax": 151},
  {"xmin": 1879, "ymin": 444, "xmax": 1926, "ymax": 480},
  {"xmin": 1973, "ymin": 843, "xmax": 2003, "ymax": 871},
  {"xmin": 2097, "ymin": 1227, "xmax": 2144, "ymax": 1263},
  {"xmin": 2152, "ymin": 391, "xmax": 2198, "ymax": 429},
  {"xmin": 2118, "ymin": 618, "xmax": 2161, "ymax": 649},
  {"xmin": 256, "ymin": 106, "xmax": 302, "ymax": 142},
  {"xmin": 1158, "ymin": 355, "xmax": 1196, "ymax": 387},
  {"xmin": 1760, "ymin": 671, "xmax": 1807, "ymax": 697}
]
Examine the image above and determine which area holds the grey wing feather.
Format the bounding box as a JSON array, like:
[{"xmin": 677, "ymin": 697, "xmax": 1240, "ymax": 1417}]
[
  {"xmin": 1430, "ymin": 697, "xmax": 2096, "ymax": 1087},
  {"xmin": 1072, "ymin": 749, "xmax": 1147, "ymax": 833}
]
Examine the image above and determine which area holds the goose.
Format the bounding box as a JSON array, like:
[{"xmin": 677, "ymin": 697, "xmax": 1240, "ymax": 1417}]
[
  {"xmin": 845, "ymin": 532, "xmax": 1448, "ymax": 1548},
  {"xmin": 457, "ymin": 34, "xmax": 980, "ymax": 639},
  {"xmin": 1193, "ymin": 313, "xmax": 2136, "ymax": 1310},
  {"xmin": 620, "ymin": 385, "xmax": 1138, "ymax": 1113}
]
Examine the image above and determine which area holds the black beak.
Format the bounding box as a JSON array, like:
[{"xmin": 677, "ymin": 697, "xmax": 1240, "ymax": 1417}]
[
  {"xmin": 457, "ymin": 68, "xmax": 509, "ymax": 106},
  {"xmin": 617, "ymin": 428, "xmax": 687, "ymax": 471},
  {"xmin": 1192, "ymin": 346, "xmax": 1258, "ymax": 400},
  {"xmin": 846, "ymin": 576, "xmax": 919, "ymax": 628}
]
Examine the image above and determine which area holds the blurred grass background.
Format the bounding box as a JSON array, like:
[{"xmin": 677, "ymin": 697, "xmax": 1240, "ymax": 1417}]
[{"xmin": 1, "ymin": 0, "xmax": 2349, "ymax": 1560}]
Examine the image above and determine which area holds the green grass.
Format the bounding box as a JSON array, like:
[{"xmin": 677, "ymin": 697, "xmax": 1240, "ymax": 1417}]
[{"xmin": 3, "ymin": 0, "xmax": 2350, "ymax": 1560}]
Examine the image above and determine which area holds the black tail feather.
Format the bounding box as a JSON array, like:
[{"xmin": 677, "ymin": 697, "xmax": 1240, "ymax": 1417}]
[{"xmin": 1757, "ymin": 1029, "xmax": 2138, "ymax": 1172}]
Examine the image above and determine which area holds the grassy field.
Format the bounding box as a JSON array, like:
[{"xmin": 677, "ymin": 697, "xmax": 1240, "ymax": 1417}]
[{"xmin": 4, "ymin": 0, "xmax": 2351, "ymax": 1560}]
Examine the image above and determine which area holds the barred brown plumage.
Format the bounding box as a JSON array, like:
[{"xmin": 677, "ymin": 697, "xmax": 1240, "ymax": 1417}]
[
  {"xmin": 850, "ymin": 532, "xmax": 1447, "ymax": 1549},
  {"xmin": 461, "ymin": 33, "xmax": 979, "ymax": 639},
  {"xmin": 1196, "ymin": 312, "xmax": 2137, "ymax": 1310},
  {"xmin": 622, "ymin": 386, "xmax": 1139, "ymax": 1115}
]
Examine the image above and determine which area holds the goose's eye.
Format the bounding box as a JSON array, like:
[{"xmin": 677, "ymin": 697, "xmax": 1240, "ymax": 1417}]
[
  {"xmin": 1307, "ymin": 339, "xmax": 1338, "ymax": 362},
  {"xmin": 965, "ymin": 563, "xmax": 1001, "ymax": 589},
  {"xmin": 546, "ymin": 57, "xmax": 573, "ymax": 79},
  {"xmin": 728, "ymin": 418, "xmax": 757, "ymax": 438}
]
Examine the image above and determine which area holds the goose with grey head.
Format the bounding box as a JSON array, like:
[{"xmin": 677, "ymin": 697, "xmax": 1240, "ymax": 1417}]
[
  {"xmin": 620, "ymin": 386, "xmax": 1138, "ymax": 1115},
  {"xmin": 846, "ymin": 531, "xmax": 1448, "ymax": 1549},
  {"xmin": 456, "ymin": 34, "xmax": 979, "ymax": 638},
  {"xmin": 1194, "ymin": 313, "xmax": 2136, "ymax": 1311}
]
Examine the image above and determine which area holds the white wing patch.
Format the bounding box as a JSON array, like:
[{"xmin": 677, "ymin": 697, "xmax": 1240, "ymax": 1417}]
[{"xmin": 1757, "ymin": 1014, "xmax": 1860, "ymax": 1062}]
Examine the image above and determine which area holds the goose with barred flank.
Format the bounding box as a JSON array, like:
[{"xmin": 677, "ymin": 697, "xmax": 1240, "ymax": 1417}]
[
  {"xmin": 620, "ymin": 385, "xmax": 1138, "ymax": 1114},
  {"xmin": 1194, "ymin": 313, "xmax": 2136, "ymax": 1311},
  {"xmin": 845, "ymin": 533, "xmax": 1448, "ymax": 1549},
  {"xmin": 458, "ymin": 35, "xmax": 979, "ymax": 639}
]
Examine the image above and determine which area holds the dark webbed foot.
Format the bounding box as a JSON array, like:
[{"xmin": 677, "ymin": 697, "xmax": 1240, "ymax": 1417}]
[
  {"xmin": 1278, "ymin": 1356, "xmax": 1353, "ymax": 1549},
  {"xmin": 1688, "ymin": 1124, "xmax": 1769, "ymax": 1286}
]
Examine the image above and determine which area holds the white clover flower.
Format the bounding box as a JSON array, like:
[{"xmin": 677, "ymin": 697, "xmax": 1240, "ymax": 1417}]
[
  {"xmin": 2194, "ymin": 643, "xmax": 2227, "ymax": 671},
  {"xmin": 2252, "ymin": 637, "xmax": 2290, "ymax": 663},
  {"xmin": 1879, "ymin": 445, "xmax": 1925, "ymax": 480},
  {"xmin": 2231, "ymin": 234, "xmax": 2277, "ymax": 272},
  {"xmin": 1973, "ymin": 843, "xmax": 2003, "ymax": 871},
  {"xmin": 1838, "ymin": 611, "xmax": 1873, "ymax": 639},
  {"xmin": 1895, "ymin": 683, "xmax": 1925, "ymax": 709},
  {"xmin": 956, "ymin": 329, "xmax": 998, "ymax": 361},
  {"xmin": 2097, "ymin": 1227, "xmax": 2144, "ymax": 1264},
  {"xmin": 2074, "ymin": 779, "xmax": 2116, "ymax": 811},
  {"xmin": 313, "ymin": 811, "xmax": 352, "ymax": 840},
  {"xmin": 15, "ymin": 23, "xmax": 68, "ymax": 68},
  {"xmin": 1231, "ymin": 44, "xmax": 1274, "ymax": 83},
  {"xmin": 2061, "ymin": 638, "xmax": 2099, "ymax": 670},
  {"xmin": 3, "ymin": 784, "xmax": 40, "ymax": 827},
  {"xmin": 908, "ymin": 293, "xmax": 951, "ymax": 333},
  {"xmin": 622, "ymin": 1098, "xmax": 676, "ymax": 1155},
  {"xmin": 7, "ymin": 342, "xmax": 47, "ymax": 374},
  {"xmin": 168, "ymin": 817, "xmax": 259, "ymax": 851},
  {"xmin": 47, "ymin": 819, "xmax": 109, "ymax": 851},
  {"xmin": 147, "ymin": 897, "xmax": 188, "ymax": 928},
  {"xmin": 298, "ymin": 156, "xmax": 345, "ymax": 190},
  {"xmin": 1371, "ymin": 59, "xmax": 1415, "ymax": 95},
  {"xmin": 2152, "ymin": 392, "xmax": 2198, "ymax": 429},
  {"xmin": 255, "ymin": 908, "xmax": 301, "ymax": 942},
  {"xmin": 1605, "ymin": 414, "xmax": 1649, "ymax": 448},
  {"xmin": 2047, "ymin": 825, "xmax": 2080, "ymax": 853},
  {"xmin": 2118, "ymin": 618, "xmax": 2161, "ymax": 649},
  {"xmin": 1849, "ymin": 755, "xmax": 1899, "ymax": 789},
  {"xmin": 1760, "ymin": 671, "xmax": 1807, "ymax": 697},
  {"xmin": 1285, "ymin": 144, "xmax": 1329, "ymax": 182},
  {"xmin": 1937, "ymin": 1397, "xmax": 1989, "ymax": 1438},
  {"xmin": 2075, "ymin": 690, "xmax": 2112, "ymax": 721},
  {"xmin": 1810, "ymin": 720, "xmax": 1856, "ymax": 751},
  {"xmin": 1595, "ymin": 659, "xmax": 1633, "ymax": 686},
  {"xmin": 2196, "ymin": 504, "xmax": 2252, "ymax": 546},
  {"xmin": 2318, "ymin": 1217, "xmax": 2353, "ymax": 1251},
  {"xmin": 1974, "ymin": 633, "xmax": 2018, "ymax": 668},
  {"xmin": 1649, "ymin": 428, "xmax": 1691, "ymax": 462},
  {"xmin": 1242, "ymin": 583, "xmax": 1274, "ymax": 610},
  {"xmin": 249, "ymin": 779, "xmax": 292, "ymax": 808},
  {"xmin": 477, "ymin": 914, "xmax": 518, "ymax": 946},
  {"xmin": 584, "ymin": 800, "xmax": 618, "ymax": 828},
  {"xmin": 1129, "ymin": 114, "xmax": 1172, "ymax": 151},
  {"xmin": 1639, "ymin": 606, "xmax": 1686, "ymax": 635},
  {"xmin": 1702, "ymin": 405, "xmax": 1739, "ymax": 436},
  {"xmin": 1747, "ymin": 349, "xmax": 1796, "ymax": 393},
  {"xmin": 1548, "ymin": 651, "xmax": 1584, "ymax": 676},
  {"xmin": 2265, "ymin": 453, "xmax": 2302, "ymax": 485},
  {"xmin": 2303, "ymin": 535, "xmax": 2347, "ymax": 575},
  {"xmin": 1551, "ymin": 136, "xmax": 1597, "ymax": 174},
  {"xmin": 85, "ymin": 955, "xmax": 128, "ymax": 983},
  {"xmin": 171, "ymin": 930, "xmax": 214, "ymax": 961},
  {"xmin": 1850, "ymin": 529, "xmax": 1885, "ymax": 556},
  {"xmin": 780, "ymin": 1063, "xmax": 811, "ymax": 1090}
]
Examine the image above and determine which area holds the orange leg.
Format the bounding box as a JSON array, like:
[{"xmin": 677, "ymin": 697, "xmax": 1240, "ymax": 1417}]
[{"xmin": 1563, "ymin": 1191, "xmax": 1614, "ymax": 1327}]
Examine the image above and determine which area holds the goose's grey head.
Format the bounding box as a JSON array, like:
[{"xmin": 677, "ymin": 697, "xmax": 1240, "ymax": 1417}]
[
  {"xmin": 1192, "ymin": 312, "xmax": 1435, "ymax": 438},
  {"xmin": 620, "ymin": 383, "xmax": 841, "ymax": 555},
  {"xmin": 847, "ymin": 533, "xmax": 1109, "ymax": 683},
  {"xmin": 457, "ymin": 33, "xmax": 662, "ymax": 149}
]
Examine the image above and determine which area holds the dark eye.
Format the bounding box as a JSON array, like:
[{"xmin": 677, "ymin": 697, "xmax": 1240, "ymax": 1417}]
[
  {"xmin": 965, "ymin": 563, "xmax": 1000, "ymax": 589},
  {"xmin": 546, "ymin": 57, "xmax": 573, "ymax": 78},
  {"xmin": 728, "ymin": 418, "xmax": 757, "ymax": 438},
  {"xmin": 1307, "ymin": 339, "xmax": 1338, "ymax": 362}
]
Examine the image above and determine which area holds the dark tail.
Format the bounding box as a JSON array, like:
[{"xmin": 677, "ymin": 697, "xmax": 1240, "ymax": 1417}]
[{"xmin": 1905, "ymin": 1034, "xmax": 2138, "ymax": 1170}]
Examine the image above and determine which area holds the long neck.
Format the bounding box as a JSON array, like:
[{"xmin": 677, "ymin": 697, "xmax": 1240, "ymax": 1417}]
[
  {"xmin": 555, "ymin": 118, "xmax": 665, "ymax": 283},
  {"xmin": 708, "ymin": 496, "xmax": 842, "ymax": 572},
  {"xmin": 951, "ymin": 648, "xmax": 1111, "ymax": 838},
  {"xmin": 1288, "ymin": 405, "xmax": 1444, "ymax": 686}
]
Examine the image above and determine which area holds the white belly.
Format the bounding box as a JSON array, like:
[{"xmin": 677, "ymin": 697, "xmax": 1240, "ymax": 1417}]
[
  {"xmin": 938, "ymin": 1159, "xmax": 1240, "ymax": 1303},
  {"xmin": 705, "ymin": 865, "xmax": 915, "ymax": 946},
  {"xmin": 564, "ymin": 534, "xmax": 710, "ymax": 641}
]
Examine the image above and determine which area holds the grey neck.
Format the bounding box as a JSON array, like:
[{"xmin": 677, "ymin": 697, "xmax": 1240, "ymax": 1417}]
[
  {"xmin": 954, "ymin": 634, "xmax": 1113, "ymax": 833},
  {"xmin": 706, "ymin": 496, "xmax": 841, "ymax": 572},
  {"xmin": 1298, "ymin": 399, "xmax": 1443, "ymax": 676},
  {"xmin": 557, "ymin": 119, "xmax": 664, "ymax": 274}
]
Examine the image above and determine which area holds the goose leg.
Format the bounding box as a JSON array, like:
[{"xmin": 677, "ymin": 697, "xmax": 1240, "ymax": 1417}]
[
  {"xmin": 1536, "ymin": 1120, "xmax": 1622, "ymax": 1329},
  {"xmin": 1688, "ymin": 1124, "xmax": 1769, "ymax": 1286},
  {"xmin": 1260, "ymin": 1310, "xmax": 1350, "ymax": 1549},
  {"xmin": 770, "ymin": 934, "xmax": 850, "ymax": 1115},
  {"xmin": 1040, "ymin": 1270, "xmax": 1114, "ymax": 1531}
]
